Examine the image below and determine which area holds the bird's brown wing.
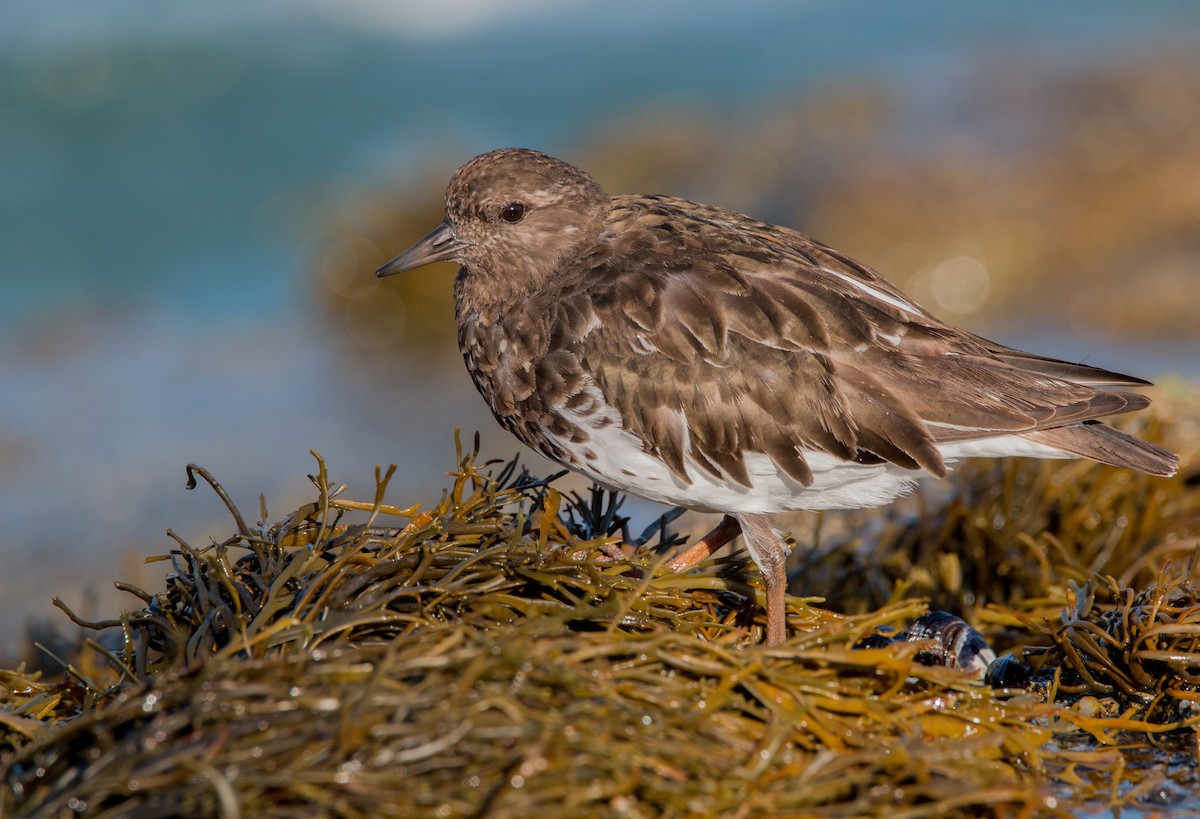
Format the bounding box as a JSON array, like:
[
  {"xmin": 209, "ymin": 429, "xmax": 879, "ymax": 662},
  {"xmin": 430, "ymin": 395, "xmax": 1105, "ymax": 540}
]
[{"xmin": 562, "ymin": 196, "xmax": 1164, "ymax": 486}]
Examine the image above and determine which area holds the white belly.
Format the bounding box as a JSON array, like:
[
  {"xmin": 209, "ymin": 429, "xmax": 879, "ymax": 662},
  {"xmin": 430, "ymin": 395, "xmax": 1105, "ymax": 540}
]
[{"xmin": 556, "ymin": 412, "xmax": 1071, "ymax": 515}]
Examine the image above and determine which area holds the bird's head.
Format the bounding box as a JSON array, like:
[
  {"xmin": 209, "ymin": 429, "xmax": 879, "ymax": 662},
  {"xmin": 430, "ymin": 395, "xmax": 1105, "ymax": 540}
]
[{"xmin": 377, "ymin": 148, "xmax": 608, "ymax": 292}]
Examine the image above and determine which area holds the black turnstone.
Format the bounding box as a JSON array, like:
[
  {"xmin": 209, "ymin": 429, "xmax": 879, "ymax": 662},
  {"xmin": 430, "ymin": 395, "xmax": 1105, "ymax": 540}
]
[{"xmin": 377, "ymin": 147, "xmax": 1179, "ymax": 646}]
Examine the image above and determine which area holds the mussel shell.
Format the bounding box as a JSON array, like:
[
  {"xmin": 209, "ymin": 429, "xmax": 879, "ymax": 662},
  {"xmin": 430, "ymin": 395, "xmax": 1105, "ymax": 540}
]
[
  {"xmin": 983, "ymin": 653, "xmax": 1034, "ymax": 689},
  {"xmin": 904, "ymin": 611, "xmax": 996, "ymax": 675},
  {"xmin": 854, "ymin": 629, "xmax": 900, "ymax": 650}
]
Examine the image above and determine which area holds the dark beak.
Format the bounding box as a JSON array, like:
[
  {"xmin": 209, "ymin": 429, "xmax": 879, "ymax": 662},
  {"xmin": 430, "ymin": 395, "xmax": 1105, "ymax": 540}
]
[{"xmin": 376, "ymin": 220, "xmax": 470, "ymax": 277}]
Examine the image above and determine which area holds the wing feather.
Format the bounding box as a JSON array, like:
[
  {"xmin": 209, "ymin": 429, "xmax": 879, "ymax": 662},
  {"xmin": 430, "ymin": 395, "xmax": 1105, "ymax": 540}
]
[{"xmin": 544, "ymin": 195, "xmax": 1169, "ymax": 484}]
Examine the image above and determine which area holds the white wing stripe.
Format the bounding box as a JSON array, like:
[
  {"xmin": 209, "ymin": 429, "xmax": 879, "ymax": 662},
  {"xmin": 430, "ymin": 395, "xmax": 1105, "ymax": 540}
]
[{"xmin": 824, "ymin": 267, "xmax": 922, "ymax": 315}]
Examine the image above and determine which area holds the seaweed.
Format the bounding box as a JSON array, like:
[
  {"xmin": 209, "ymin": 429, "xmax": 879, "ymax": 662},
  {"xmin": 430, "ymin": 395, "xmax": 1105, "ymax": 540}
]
[{"xmin": 2, "ymin": 404, "xmax": 1197, "ymax": 817}]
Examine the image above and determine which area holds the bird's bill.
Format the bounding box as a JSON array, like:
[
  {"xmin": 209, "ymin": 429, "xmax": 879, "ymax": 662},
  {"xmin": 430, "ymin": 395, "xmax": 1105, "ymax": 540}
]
[{"xmin": 376, "ymin": 220, "xmax": 470, "ymax": 277}]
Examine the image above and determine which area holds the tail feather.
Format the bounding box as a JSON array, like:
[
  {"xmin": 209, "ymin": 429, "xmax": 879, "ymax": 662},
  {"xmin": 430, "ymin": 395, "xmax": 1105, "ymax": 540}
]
[
  {"xmin": 970, "ymin": 334, "xmax": 1153, "ymax": 387},
  {"xmin": 1023, "ymin": 421, "xmax": 1178, "ymax": 477}
]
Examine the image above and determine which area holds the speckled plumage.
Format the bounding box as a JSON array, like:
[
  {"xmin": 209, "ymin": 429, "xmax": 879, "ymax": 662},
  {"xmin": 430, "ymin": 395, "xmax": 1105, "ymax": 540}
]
[{"xmin": 378, "ymin": 147, "xmax": 1178, "ymax": 645}]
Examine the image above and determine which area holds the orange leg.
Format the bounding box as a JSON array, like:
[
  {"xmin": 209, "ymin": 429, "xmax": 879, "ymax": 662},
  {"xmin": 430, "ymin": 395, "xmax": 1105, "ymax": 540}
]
[
  {"xmin": 665, "ymin": 513, "xmax": 790, "ymax": 645},
  {"xmin": 737, "ymin": 514, "xmax": 789, "ymax": 646},
  {"xmin": 666, "ymin": 515, "xmax": 742, "ymax": 572}
]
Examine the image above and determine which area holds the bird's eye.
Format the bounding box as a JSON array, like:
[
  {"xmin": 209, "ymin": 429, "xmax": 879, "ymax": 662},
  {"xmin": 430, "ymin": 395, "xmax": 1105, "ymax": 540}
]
[{"xmin": 499, "ymin": 202, "xmax": 527, "ymax": 223}]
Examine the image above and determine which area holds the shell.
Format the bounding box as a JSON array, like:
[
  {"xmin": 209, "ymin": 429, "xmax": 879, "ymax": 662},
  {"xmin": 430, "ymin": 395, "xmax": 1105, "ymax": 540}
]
[
  {"xmin": 982, "ymin": 654, "xmax": 1034, "ymax": 689},
  {"xmin": 902, "ymin": 611, "xmax": 996, "ymax": 676}
]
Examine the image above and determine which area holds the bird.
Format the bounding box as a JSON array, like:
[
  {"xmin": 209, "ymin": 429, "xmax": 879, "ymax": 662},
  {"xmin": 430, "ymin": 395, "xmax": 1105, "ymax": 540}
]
[{"xmin": 376, "ymin": 147, "xmax": 1178, "ymax": 646}]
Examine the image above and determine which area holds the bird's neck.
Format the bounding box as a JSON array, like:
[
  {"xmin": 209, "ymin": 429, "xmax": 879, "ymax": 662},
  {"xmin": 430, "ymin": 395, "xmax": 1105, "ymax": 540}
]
[{"xmin": 453, "ymin": 240, "xmax": 605, "ymax": 324}]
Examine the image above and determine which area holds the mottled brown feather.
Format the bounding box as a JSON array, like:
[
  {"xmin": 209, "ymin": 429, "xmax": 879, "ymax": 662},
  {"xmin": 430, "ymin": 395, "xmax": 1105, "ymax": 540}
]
[{"xmin": 429, "ymin": 149, "xmax": 1176, "ymax": 487}]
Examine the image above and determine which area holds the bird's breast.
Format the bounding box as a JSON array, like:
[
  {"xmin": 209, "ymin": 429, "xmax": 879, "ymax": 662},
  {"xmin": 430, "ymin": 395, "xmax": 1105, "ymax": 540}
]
[{"xmin": 458, "ymin": 306, "xmax": 610, "ymax": 468}]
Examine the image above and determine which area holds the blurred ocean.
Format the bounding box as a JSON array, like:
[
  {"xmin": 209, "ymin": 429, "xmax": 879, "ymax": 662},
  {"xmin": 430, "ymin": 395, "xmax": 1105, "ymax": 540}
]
[{"xmin": 2, "ymin": 0, "xmax": 1198, "ymax": 636}]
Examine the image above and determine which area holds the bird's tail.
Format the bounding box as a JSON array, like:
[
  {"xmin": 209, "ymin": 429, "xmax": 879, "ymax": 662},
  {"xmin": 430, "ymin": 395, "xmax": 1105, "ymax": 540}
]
[{"xmin": 1023, "ymin": 421, "xmax": 1179, "ymax": 477}]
